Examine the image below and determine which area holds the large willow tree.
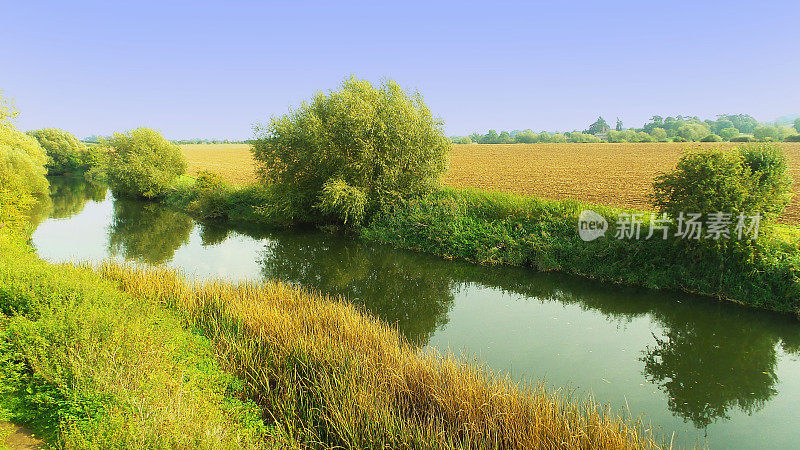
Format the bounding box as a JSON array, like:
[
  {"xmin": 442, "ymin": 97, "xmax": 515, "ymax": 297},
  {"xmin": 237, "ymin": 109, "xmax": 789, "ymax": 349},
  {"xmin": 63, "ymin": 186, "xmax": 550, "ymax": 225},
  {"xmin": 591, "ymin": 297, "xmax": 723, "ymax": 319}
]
[{"xmin": 251, "ymin": 77, "xmax": 451, "ymax": 225}]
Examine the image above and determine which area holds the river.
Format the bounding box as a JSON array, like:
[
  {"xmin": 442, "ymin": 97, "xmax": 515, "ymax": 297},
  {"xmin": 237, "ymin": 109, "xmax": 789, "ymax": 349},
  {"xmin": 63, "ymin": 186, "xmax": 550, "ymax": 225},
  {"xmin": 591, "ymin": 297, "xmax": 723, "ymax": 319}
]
[{"xmin": 28, "ymin": 176, "xmax": 800, "ymax": 448}]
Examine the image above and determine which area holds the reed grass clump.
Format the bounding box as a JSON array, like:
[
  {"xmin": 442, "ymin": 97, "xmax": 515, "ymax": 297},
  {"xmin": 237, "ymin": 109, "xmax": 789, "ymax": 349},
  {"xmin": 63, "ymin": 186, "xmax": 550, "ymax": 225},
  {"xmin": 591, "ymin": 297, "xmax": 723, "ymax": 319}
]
[{"xmin": 99, "ymin": 263, "xmax": 661, "ymax": 449}]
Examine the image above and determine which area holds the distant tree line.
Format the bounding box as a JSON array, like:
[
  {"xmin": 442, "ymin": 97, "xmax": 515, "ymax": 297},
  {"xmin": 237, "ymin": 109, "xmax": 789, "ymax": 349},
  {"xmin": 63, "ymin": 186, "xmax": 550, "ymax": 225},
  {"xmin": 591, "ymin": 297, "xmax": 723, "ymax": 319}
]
[
  {"xmin": 80, "ymin": 135, "xmax": 251, "ymax": 145},
  {"xmin": 454, "ymin": 114, "xmax": 800, "ymax": 144}
]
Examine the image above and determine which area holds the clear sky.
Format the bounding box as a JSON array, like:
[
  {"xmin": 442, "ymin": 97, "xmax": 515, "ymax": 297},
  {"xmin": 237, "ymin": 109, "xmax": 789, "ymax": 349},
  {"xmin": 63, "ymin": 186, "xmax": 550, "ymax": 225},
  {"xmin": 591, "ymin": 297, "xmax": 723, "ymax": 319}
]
[{"xmin": 2, "ymin": 0, "xmax": 799, "ymax": 140}]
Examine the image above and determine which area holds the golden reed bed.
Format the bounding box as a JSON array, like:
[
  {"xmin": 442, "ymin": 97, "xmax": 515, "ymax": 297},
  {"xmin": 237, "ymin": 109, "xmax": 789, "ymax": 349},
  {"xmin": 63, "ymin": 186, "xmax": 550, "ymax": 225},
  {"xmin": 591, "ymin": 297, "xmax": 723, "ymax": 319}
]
[{"xmin": 182, "ymin": 142, "xmax": 800, "ymax": 223}]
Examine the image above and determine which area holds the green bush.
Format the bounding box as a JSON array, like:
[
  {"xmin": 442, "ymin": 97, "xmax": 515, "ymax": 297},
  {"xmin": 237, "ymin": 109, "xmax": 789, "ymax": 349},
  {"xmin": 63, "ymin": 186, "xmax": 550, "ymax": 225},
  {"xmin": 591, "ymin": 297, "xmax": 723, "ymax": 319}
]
[
  {"xmin": 731, "ymin": 136, "xmax": 754, "ymax": 142},
  {"xmin": 672, "ymin": 136, "xmax": 688, "ymax": 142},
  {"xmin": 251, "ymin": 76, "xmax": 451, "ymax": 225},
  {"xmin": 785, "ymin": 135, "xmax": 800, "ymax": 142},
  {"xmin": 318, "ymin": 178, "xmax": 368, "ymax": 225},
  {"xmin": 187, "ymin": 171, "xmax": 230, "ymax": 219},
  {"xmin": 700, "ymin": 134, "xmax": 721, "ymax": 142},
  {"xmin": 653, "ymin": 144, "xmax": 792, "ymax": 221},
  {"xmin": 27, "ymin": 128, "xmax": 88, "ymax": 175},
  {"xmin": 104, "ymin": 127, "xmax": 186, "ymax": 199},
  {"xmin": 0, "ymin": 93, "xmax": 49, "ymax": 236}
]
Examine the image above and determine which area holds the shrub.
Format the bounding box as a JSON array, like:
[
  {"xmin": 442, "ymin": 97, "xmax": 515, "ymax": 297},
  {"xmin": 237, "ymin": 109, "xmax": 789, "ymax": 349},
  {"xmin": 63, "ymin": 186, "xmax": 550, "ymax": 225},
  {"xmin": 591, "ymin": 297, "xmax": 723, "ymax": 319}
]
[
  {"xmin": 785, "ymin": 135, "xmax": 800, "ymax": 142},
  {"xmin": 27, "ymin": 128, "xmax": 88, "ymax": 175},
  {"xmin": 719, "ymin": 127, "xmax": 740, "ymax": 141},
  {"xmin": 0, "ymin": 92, "xmax": 49, "ymax": 235},
  {"xmin": 653, "ymin": 144, "xmax": 792, "ymax": 221},
  {"xmin": 700, "ymin": 134, "xmax": 721, "ymax": 142},
  {"xmin": 731, "ymin": 136, "xmax": 754, "ymax": 142},
  {"xmin": 104, "ymin": 127, "xmax": 186, "ymax": 199},
  {"xmin": 187, "ymin": 171, "xmax": 230, "ymax": 219},
  {"xmin": 318, "ymin": 178, "xmax": 368, "ymax": 225},
  {"xmin": 251, "ymin": 76, "xmax": 450, "ymax": 225},
  {"xmin": 672, "ymin": 136, "xmax": 688, "ymax": 142}
]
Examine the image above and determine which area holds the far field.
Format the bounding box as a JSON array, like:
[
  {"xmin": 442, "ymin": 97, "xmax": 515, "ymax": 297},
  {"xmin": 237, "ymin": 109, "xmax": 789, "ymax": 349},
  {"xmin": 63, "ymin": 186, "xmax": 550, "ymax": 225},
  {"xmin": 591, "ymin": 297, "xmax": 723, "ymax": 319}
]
[{"xmin": 181, "ymin": 142, "xmax": 800, "ymax": 223}]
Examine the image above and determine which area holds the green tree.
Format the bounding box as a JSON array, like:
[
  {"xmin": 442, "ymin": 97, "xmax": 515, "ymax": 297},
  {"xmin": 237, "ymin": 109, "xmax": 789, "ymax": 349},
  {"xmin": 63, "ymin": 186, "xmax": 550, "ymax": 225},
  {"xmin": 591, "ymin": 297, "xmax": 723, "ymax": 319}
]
[
  {"xmin": 587, "ymin": 116, "xmax": 610, "ymax": 135},
  {"xmin": 677, "ymin": 123, "xmax": 711, "ymax": 141},
  {"xmin": 251, "ymin": 77, "xmax": 450, "ymax": 225},
  {"xmin": 27, "ymin": 128, "xmax": 88, "ymax": 175},
  {"xmin": 514, "ymin": 132, "xmax": 537, "ymax": 144},
  {"xmin": 794, "ymin": 118, "xmax": 800, "ymax": 133},
  {"xmin": 104, "ymin": 127, "xmax": 187, "ymax": 199},
  {"xmin": 753, "ymin": 125, "xmax": 781, "ymax": 141},
  {"xmin": 0, "ymin": 92, "xmax": 49, "ymax": 234},
  {"xmin": 615, "ymin": 118, "xmax": 623, "ymax": 131},
  {"xmin": 719, "ymin": 127, "xmax": 740, "ymax": 141},
  {"xmin": 649, "ymin": 128, "xmax": 669, "ymax": 142},
  {"xmin": 653, "ymin": 144, "xmax": 792, "ymax": 221}
]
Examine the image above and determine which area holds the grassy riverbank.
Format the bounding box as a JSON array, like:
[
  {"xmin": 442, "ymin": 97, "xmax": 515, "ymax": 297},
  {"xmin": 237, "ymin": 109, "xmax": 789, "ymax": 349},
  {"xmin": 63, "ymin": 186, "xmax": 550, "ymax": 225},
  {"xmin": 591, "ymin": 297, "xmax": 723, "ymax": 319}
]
[
  {"xmin": 0, "ymin": 237, "xmax": 659, "ymax": 448},
  {"xmin": 164, "ymin": 178, "xmax": 800, "ymax": 316}
]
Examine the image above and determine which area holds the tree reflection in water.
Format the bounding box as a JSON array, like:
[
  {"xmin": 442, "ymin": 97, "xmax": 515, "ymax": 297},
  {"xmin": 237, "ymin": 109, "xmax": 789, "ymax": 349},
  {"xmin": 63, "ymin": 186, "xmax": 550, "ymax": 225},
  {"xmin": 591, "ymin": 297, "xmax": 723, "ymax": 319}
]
[{"xmin": 108, "ymin": 199, "xmax": 193, "ymax": 264}]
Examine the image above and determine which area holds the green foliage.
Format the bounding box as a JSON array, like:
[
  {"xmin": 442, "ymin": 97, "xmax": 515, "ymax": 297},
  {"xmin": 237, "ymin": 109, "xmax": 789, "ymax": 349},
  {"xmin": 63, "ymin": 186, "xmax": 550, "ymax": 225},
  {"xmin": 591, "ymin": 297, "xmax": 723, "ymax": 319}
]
[
  {"xmin": 0, "ymin": 92, "xmax": 49, "ymax": 237},
  {"xmin": 652, "ymin": 144, "xmax": 792, "ymax": 221},
  {"xmin": 672, "ymin": 136, "xmax": 688, "ymax": 142},
  {"xmin": 794, "ymin": 118, "xmax": 800, "ymax": 133},
  {"xmin": 731, "ymin": 136, "xmax": 754, "ymax": 142},
  {"xmin": 677, "ymin": 123, "xmax": 712, "ymax": 141},
  {"xmin": 786, "ymin": 135, "xmax": 800, "ymax": 142},
  {"xmin": 567, "ymin": 132, "xmax": 602, "ymax": 143},
  {"xmin": 0, "ymin": 240, "xmax": 267, "ymax": 446},
  {"xmin": 450, "ymin": 136, "xmax": 471, "ymax": 144},
  {"xmin": 27, "ymin": 128, "xmax": 88, "ymax": 175},
  {"xmin": 187, "ymin": 171, "xmax": 231, "ymax": 219},
  {"xmin": 719, "ymin": 127, "xmax": 739, "ymax": 141},
  {"xmin": 251, "ymin": 77, "xmax": 450, "ymax": 225},
  {"xmin": 317, "ymin": 178, "xmax": 368, "ymax": 225},
  {"xmin": 104, "ymin": 127, "xmax": 186, "ymax": 199},
  {"xmin": 700, "ymin": 134, "xmax": 722, "ymax": 142},
  {"xmin": 363, "ymin": 188, "xmax": 800, "ymax": 313},
  {"xmin": 586, "ymin": 116, "xmax": 610, "ymax": 135}
]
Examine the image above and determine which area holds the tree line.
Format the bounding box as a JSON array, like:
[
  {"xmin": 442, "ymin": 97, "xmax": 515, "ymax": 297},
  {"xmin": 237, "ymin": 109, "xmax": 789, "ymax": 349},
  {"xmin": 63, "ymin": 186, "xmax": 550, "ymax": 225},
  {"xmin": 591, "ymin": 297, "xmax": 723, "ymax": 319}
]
[{"xmin": 455, "ymin": 114, "xmax": 800, "ymax": 144}]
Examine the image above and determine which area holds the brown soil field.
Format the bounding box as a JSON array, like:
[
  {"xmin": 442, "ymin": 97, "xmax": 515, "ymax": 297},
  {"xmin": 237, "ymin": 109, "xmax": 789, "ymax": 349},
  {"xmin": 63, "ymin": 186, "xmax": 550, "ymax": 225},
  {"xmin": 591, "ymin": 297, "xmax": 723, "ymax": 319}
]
[{"xmin": 182, "ymin": 142, "xmax": 800, "ymax": 224}]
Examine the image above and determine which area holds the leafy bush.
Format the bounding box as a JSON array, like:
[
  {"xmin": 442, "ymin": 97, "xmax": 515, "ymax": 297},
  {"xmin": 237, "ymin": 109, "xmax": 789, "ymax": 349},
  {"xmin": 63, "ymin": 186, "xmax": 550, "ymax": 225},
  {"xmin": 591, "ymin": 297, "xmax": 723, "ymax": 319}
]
[
  {"xmin": 318, "ymin": 178, "xmax": 368, "ymax": 224},
  {"xmin": 27, "ymin": 128, "xmax": 88, "ymax": 175},
  {"xmin": 251, "ymin": 77, "xmax": 450, "ymax": 225},
  {"xmin": 731, "ymin": 136, "xmax": 754, "ymax": 142},
  {"xmin": 653, "ymin": 144, "xmax": 792, "ymax": 221},
  {"xmin": 700, "ymin": 134, "xmax": 721, "ymax": 142},
  {"xmin": 785, "ymin": 135, "xmax": 800, "ymax": 142},
  {"xmin": 0, "ymin": 93, "xmax": 49, "ymax": 236},
  {"xmin": 104, "ymin": 127, "xmax": 186, "ymax": 199},
  {"xmin": 672, "ymin": 136, "xmax": 688, "ymax": 142},
  {"xmin": 187, "ymin": 171, "xmax": 230, "ymax": 219},
  {"xmin": 719, "ymin": 127, "xmax": 740, "ymax": 141}
]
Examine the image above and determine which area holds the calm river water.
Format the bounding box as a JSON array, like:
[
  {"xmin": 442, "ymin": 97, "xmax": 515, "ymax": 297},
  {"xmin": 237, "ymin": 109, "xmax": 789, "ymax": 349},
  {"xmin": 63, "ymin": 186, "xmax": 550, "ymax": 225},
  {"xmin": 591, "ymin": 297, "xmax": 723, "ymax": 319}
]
[{"xmin": 29, "ymin": 177, "xmax": 800, "ymax": 448}]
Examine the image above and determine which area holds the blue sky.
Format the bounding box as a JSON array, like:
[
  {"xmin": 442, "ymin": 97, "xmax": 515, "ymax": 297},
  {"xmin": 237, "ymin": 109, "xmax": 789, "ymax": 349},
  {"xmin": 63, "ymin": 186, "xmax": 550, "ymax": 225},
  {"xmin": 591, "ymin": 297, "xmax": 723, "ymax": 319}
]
[{"xmin": 2, "ymin": 0, "xmax": 799, "ymax": 139}]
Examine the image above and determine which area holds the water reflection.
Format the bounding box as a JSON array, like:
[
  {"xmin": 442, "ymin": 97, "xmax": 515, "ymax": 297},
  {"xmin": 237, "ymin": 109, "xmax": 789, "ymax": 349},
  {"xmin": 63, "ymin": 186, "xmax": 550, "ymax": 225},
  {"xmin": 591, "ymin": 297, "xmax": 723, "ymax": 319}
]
[
  {"xmin": 26, "ymin": 175, "xmax": 107, "ymax": 226},
  {"xmin": 257, "ymin": 231, "xmax": 455, "ymax": 345},
  {"xmin": 108, "ymin": 199, "xmax": 193, "ymax": 264},
  {"xmin": 438, "ymin": 265, "xmax": 800, "ymax": 429},
  {"xmin": 28, "ymin": 179, "xmax": 800, "ymax": 444}
]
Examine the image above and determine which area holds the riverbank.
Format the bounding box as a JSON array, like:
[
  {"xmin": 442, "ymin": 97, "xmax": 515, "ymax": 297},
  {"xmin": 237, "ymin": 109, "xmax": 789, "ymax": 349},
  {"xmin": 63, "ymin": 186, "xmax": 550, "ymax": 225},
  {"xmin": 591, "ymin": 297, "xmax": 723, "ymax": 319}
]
[
  {"xmin": 164, "ymin": 176, "xmax": 800, "ymax": 316},
  {"xmin": 0, "ymin": 235, "xmax": 659, "ymax": 448}
]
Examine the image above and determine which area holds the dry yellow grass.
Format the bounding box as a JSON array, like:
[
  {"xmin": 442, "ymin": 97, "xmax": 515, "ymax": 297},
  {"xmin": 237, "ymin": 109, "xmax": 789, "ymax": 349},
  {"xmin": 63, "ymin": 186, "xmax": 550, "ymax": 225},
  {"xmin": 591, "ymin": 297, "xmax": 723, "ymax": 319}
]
[
  {"xmin": 100, "ymin": 262, "xmax": 661, "ymax": 448},
  {"xmin": 182, "ymin": 142, "xmax": 800, "ymax": 223}
]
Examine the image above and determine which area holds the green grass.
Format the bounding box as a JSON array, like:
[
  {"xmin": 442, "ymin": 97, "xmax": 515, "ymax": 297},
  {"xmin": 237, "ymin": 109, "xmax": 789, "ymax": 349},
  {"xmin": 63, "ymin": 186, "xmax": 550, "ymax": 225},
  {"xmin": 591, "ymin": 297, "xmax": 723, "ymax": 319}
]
[
  {"xmin": 363, "ymin": 187, "xmax": 800, "ymax": 314},
  {"xmin": 0, "ymin": 238, "xmax": 266, "ymax": 448}
]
